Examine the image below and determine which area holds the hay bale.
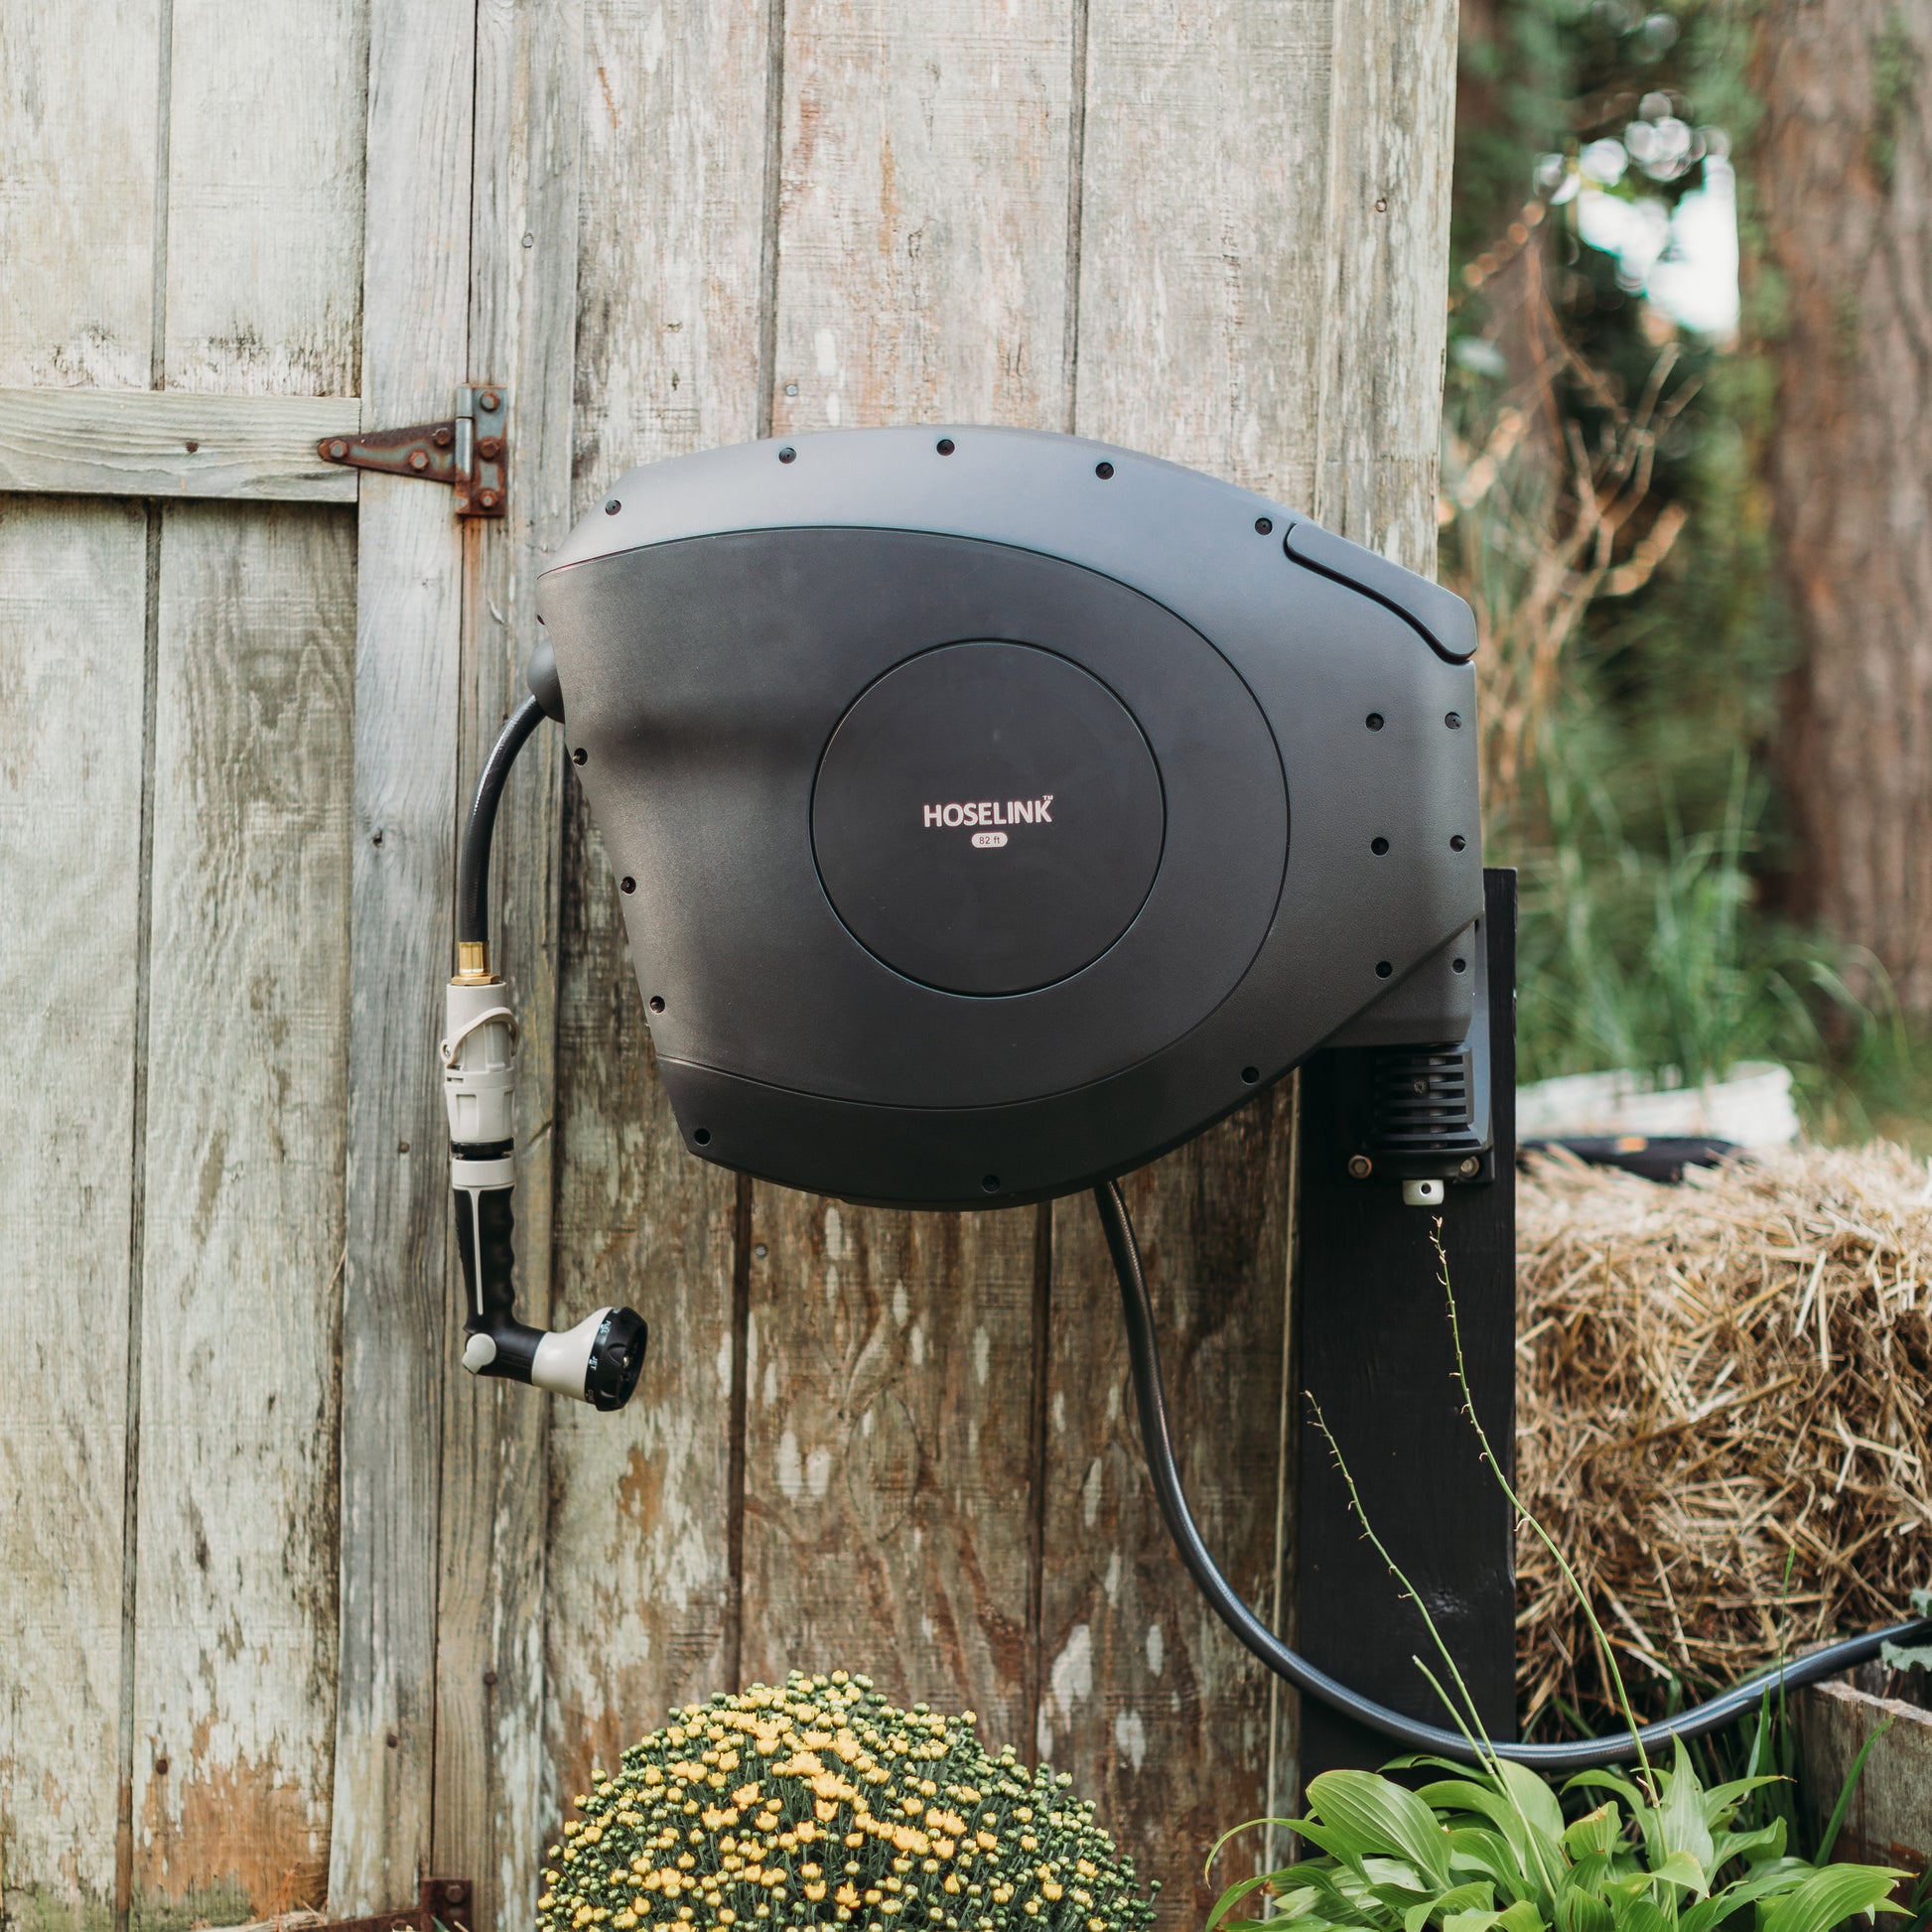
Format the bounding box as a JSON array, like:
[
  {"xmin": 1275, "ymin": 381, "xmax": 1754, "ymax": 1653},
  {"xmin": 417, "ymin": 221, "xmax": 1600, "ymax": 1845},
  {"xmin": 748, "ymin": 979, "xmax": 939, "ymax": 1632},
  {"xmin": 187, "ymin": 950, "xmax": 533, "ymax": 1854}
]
[{"xmin": 1514, "ymin": 1141, "xmax": 1932, "ymax": 1732}]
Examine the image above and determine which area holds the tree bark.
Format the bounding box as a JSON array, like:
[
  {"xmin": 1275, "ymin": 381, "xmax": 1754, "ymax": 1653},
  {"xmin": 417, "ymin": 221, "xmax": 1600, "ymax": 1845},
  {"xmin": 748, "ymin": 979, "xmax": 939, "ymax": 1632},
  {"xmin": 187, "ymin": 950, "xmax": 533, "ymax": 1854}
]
[{"xmin": 1755, "ymin": 0, "xmax": 1932, "ymax": 1011}]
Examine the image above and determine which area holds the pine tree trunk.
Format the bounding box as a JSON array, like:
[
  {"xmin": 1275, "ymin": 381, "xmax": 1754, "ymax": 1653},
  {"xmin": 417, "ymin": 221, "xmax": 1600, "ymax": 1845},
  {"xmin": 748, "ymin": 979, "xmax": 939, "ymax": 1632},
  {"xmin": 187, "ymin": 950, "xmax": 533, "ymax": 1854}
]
[{"xmin": 1755, "ymin": 0, "xmax": 1932, "ymax": 1011}]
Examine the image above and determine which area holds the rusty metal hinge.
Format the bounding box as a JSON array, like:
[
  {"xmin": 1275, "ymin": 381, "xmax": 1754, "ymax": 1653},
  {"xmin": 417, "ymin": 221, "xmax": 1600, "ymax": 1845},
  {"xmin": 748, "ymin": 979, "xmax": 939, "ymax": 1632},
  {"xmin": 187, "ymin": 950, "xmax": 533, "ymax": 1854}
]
[
  {"xmin": 319, "ymin": 385, "xmax": 506, "ymax": 516},
  {"xmin": 312, "ymin": 1874, "xmax": 474, "ymax": 1932}
]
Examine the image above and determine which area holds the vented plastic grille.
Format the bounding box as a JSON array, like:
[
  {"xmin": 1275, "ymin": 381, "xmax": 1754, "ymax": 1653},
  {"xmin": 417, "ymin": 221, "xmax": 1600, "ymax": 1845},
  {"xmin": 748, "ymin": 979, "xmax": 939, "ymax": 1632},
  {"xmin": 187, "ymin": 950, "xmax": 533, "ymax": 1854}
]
[{"xmin": 1367, "ymin": 1046, "xmax": 1479, "ymax": 1154}]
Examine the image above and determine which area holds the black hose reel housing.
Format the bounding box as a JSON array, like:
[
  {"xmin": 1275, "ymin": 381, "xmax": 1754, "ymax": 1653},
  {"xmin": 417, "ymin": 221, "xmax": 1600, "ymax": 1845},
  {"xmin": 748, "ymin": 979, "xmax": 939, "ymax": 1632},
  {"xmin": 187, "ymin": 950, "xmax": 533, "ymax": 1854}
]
[{"xmin": 534, "ymin": 425, "xmax": 1483, "ymax": 1209}]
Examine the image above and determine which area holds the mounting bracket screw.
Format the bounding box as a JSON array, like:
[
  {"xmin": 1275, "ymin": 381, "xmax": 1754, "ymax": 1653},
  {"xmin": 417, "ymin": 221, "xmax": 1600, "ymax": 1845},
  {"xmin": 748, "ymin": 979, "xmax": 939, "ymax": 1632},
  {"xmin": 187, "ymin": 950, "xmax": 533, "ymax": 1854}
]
[{"xmin": 1346, "ymin": 1155, "xmax": 1373, "ymax": 1179}]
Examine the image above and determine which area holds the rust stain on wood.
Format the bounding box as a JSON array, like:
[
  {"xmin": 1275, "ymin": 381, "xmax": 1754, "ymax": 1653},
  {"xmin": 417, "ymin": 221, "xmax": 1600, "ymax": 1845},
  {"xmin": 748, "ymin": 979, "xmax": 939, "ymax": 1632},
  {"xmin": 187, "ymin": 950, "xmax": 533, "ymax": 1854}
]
[
  {"xmin": 139, "ymin": 1747, "xmax": 329, "ymax": 1916},
  {"xmin": 616, "ymin": 1442, "xmax": 668, "ymax": 1531}
]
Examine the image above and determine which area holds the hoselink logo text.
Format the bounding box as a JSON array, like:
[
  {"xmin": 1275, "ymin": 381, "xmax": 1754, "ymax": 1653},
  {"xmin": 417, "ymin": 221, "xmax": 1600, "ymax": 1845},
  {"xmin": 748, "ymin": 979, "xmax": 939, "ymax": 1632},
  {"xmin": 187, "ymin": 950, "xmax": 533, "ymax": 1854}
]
[{"xmin": 921, "ymin": 796, "xmax": 1053, "ymax": 829}]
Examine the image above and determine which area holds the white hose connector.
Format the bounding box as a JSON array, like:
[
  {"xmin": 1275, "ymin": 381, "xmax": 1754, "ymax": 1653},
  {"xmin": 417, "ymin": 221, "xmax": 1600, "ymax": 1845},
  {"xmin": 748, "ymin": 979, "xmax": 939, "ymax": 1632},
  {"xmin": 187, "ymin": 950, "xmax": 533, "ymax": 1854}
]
[
  {"xmin": 532, "ymin": 1308, "xmax": 620, "ymax": 1400},
  {"xmin": 444, "ymin": 978, "xmax": 518, "ymax": 1144}
]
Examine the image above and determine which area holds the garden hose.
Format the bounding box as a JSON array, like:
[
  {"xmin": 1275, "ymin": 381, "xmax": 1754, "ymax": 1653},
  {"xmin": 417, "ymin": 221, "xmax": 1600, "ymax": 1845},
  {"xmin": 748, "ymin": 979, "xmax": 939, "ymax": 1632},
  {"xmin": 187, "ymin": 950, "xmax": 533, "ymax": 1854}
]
[
  {"xmin": 445, "ymin": 695, "xmax": 646, "ymax": 1409},
  {"xmin": 1094, "ymin": 1174, "xmax": 1932, "ymax": 1770}
]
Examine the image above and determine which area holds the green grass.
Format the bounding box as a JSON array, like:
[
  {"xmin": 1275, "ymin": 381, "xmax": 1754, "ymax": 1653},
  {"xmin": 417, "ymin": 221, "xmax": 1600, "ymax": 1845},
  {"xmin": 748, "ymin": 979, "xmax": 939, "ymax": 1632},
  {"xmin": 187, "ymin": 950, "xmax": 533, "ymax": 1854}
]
[{"xmin": 1505, "ymin": 740, "xmax": 1928, "ymax": 1151}]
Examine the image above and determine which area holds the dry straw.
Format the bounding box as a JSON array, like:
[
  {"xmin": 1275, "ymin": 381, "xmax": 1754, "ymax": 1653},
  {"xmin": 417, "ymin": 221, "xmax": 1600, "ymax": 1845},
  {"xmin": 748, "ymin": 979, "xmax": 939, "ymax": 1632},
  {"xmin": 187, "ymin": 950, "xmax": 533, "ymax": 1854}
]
[{"xmin": 1514, "ymin": 1141, "xmax": 1932, "ymax": 1732}]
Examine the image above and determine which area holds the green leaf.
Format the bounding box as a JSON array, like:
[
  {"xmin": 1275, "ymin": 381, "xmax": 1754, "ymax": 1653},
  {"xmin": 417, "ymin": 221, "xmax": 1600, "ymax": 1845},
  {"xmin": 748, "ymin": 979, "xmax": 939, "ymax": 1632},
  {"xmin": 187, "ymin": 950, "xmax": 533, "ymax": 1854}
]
[
  {"xmin": 1449, "ymin": 1828, "xmax": 1536, "ymax": 1902},
  {"xmin": 1818, "ymin": 1720, "xmax": 1895, "ymax": 1865},
  {"xmin": 1677, "ymin": 1857, "xmax": 1814, "ymax": 1932},
  {"xmin": 1706, "ymin": 1819, "xmax": 1786, "ymax": 1874},
  {"xmin": 1497, "ymin": 1898, "xmax": 1551, "ymax": 1932},
  {"xmin": 1564, "ymin": 1805, "xmax": 1623, "ymax": 1860},
  {"xmin": 1697, "ymin": 1777, "xmax": 1784, "ymax": 1834},
  {"xmin": 1362, "ymin": 1856, "xmax": 1433, "ymax": 1897},
  {"xmin": 1562, "ymin": 1852, "xmax": 1619, "ymax": 1910},
  {"xmin": 1760, "ymin": 1864, "xmax": 1908, "ymax": 1932},
  {"xmin": 1206, "ymin": 1816, "xmax": 1298, "ymax": 1883},
  {"xmin": 1615, "ymin": 1893, "xmax": 1674, "ymax": 1932},
  {"xmin": 1569, "ymin": 1771, "xmax": 1648, "ymax": 1816},
  {"xmin": 1207, "ymin": 1866, "xmax": 1295, "ymax": 1932},
  {"xmin": 1311, "ymin": 1771, "xmax": 1455, "ymax": 1888},
  {"xmin": 1876, "ymin": 1639, "xmax": 1932, "ymax": 1672},
  {"xmin": 1492, "ymin": 1760, "xmax": 1569, "ymax": 1853},
  {"xmin": 1558, "ymin": 1887, "xmax": 1615, "ymax": 1932},
  {"xmin": 1419, "ymin": 1783, "xmax": 1541, "ymax": 1887},
  {"xmin": 1297, "ymin": 1818, "xmax": 1377, "ymax": 1873},
  {"xmin": 1406, "ymin": 1881, "xmax": 1499, "ymax": 1932},
  {"xmin": 1650, "ymin": 1851, "xmax": 1710, "ymax": 1898},
  {"xmin": 1658, "ymin": 1744, "xmax": 1716, "ymax": 1879}
]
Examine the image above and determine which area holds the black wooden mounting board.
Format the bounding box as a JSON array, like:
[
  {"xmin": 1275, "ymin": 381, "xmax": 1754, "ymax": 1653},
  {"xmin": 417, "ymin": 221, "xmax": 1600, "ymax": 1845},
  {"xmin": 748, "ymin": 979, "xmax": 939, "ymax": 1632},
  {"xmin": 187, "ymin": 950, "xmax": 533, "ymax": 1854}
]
[{"xmin": 1293, "ymin": 867, "xmax": 1519, "ymax": 1785}]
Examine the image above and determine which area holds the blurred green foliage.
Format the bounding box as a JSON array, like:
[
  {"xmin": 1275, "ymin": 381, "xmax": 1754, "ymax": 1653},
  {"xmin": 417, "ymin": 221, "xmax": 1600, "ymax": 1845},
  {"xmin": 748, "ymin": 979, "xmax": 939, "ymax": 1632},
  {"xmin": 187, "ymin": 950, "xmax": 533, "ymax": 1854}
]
[{"xmin": 1445, "ymin": 0, "xmax": 1927, "ymax": 1141}]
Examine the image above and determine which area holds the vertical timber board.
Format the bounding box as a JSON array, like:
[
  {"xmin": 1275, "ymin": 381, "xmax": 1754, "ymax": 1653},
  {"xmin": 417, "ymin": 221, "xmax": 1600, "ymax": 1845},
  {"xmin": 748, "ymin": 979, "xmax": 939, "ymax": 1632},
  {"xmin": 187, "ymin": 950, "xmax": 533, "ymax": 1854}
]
[
  {"xmin": 331, "ymin": 0, "xmax": 477, "ymax": 1907},
  {"xmin": 133, "ymin": 506, "xmax": 355, "ymax": 1920},
  {"xmin": 0, "ymin": 0, "xmax": 159, "ymax": 394},
  {"xmin": 1311, "ymin": 0, "xmax": 1457, "ymax": 568},
  {"xmin": 1073, "ymin": 0, "xmax": 1334, "ymax": 503},
  {"xmin": 434, "ymin": 0, "xmax": 583, "ymax": 1923},
  {"xmin": 1043, "ymin": 1096, "xmax": 1296, "ymax": 1926},
  {"xmin": 744, "ymin": 0, "xmax": 1077, "ymax": 1745},
  {"xmin": 766, "ymin": 0, "xmax": 1075, "ymax": 437},
  {"xmin": 542, "ymin": 0, "xmax": 768, "ymax": 1820},
  {"xmin": 739, "ymin": 1211, "xmax": 1040, "ymax": 1743},
  {"xmin": 0, "ymin": 6, "xmax": 157, "ymax": 1926},
  {"xmin": 1059, "ymin": 0, "xmax": 1335, "ymax": 1904},
  {"xmin": 0, "ymin": 498, "xmax": 152, "ymax": 1932},
  {"xmin": 128, "ymin": 3, "xmax": 366, "ymax": 1915}
]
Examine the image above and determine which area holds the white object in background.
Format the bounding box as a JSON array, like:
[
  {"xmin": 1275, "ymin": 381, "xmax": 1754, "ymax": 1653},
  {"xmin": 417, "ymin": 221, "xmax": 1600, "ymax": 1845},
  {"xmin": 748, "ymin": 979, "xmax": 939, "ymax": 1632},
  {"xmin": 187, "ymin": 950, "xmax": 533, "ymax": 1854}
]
[{"xmin": 1516, "ymin": 1060, "xmax": 1800, "ymax": 1148}]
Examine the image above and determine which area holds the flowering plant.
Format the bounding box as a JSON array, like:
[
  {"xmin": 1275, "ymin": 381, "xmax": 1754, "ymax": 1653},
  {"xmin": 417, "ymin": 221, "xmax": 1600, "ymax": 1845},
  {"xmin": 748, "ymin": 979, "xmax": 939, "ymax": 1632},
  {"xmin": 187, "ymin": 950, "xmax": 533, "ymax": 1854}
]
[{"xmin": 538, "ymin": 1671, "xmax": 1157, "ymax": 1932}]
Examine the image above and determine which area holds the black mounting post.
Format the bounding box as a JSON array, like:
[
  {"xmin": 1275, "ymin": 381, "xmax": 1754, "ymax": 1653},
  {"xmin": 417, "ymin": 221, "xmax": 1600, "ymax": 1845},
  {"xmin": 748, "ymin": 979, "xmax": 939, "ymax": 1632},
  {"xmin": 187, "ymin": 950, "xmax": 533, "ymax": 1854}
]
[{"xmin": 1292, "ymin": 867, "xmax": 1518, "ymax": 1787}]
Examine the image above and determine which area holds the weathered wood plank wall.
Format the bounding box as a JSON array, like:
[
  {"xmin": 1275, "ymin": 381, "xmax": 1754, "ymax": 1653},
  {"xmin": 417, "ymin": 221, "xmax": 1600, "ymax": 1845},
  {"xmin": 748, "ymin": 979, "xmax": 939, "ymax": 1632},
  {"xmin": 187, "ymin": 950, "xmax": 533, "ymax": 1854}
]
[
  {"xmin": 1, "ymin": 0, "xmax": 160, "ymax": 1916},
  {"xmin": 0, "ymin": 0, "xmax": 1454, "ymax": 1926}
]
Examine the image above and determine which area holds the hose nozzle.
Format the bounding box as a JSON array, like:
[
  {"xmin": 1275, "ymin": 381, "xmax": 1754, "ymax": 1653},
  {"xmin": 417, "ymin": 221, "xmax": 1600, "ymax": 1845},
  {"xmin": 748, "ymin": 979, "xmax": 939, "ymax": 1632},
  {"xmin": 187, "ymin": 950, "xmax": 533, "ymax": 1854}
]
[{"xmin": 446, "ymin": 977, "xmax": 647, "ymax": 1411}]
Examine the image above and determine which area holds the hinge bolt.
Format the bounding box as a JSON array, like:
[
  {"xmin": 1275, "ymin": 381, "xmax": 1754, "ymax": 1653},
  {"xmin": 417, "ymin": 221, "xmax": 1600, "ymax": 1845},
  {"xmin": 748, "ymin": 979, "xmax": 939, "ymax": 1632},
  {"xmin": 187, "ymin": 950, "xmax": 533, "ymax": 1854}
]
[
  {"xmin": 478, "ymin": 437, "xmax": 502, "ymax": 461},
  {"xmin": 434, "ymin": 426, "xmax": 454, "ymax": 448},
  {"xmin": 409, "ymin": 450, "xmax": 429, "ymax": 472},
  {"xmin": 478, "ymin": 488, "xmax": 500, "ymax": 510},
  {"xmin": 327, "ymin": 439, "xmax": 347, "ymax": 460},
  {"xmin": 481, "ymin": 389, "xmax": 501, "ymax": 411}
]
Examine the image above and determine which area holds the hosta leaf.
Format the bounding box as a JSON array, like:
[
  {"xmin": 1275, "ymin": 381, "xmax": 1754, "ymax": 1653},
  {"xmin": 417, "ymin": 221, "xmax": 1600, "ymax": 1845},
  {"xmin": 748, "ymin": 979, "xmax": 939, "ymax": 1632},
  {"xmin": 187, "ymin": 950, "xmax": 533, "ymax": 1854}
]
[
  {"xmin": 1562, "ymin": 1852, "xmax": 1614, "ymax": 1901},
  {"xmin": 1276, "ymin": 1883, "xmax": 1336, "ymax": 1916},
  {"xmin": 1659, "ymin": 1744, "xmax": 1717, "ymax": 1877},
  {"xmin": 1614, "ymin": 1892, "xmax": 1674, "ymax": 1932},
  {"xmin": 1568, "ymin": 1770, "xmax": 1646, "ymax": 1815},
  {"xmin": 1449, "ymin": 1827, "xmax": 1536, "ymax": 1901},
  {"xmin": 1297, "ymin": 1817, "xmax": 1376, "ymax": 1872},
  {"xmin": 1699, "ymin": 1777, "xmax": 1783, "ymax": 1832},
  {"xmin": 1419, "ymin": 1783, "xmax": 1539, "ymax": 1883},
  {"xmin": 1759, "ymin": 1863, "xmax": 1909, "ymax": 1932},
  {"xmin": 1564, "ymin": 1805, "xmax": 1622, "ymax": 1860},
  {"xmin": 1677, "ymin": 1857, "xmax": 1815, "ymax": 1932},
  {"xmin": 1311, "ymin": 1771, "xmax": 1455, "ymax": 1887},
  {"xmin": 1651, "ymin": 1850, "xmax": 1709, "ymax": 1898},
  {"xmin": 1707, "ymin": 1820, "xmax": 1785, "ymax": 1873},
  {"xmin": 1557, "ymin": 1880, "xmax": 1615, "ymax": 1932},
  {"xmin": 1493, "ymin": 1759, "xmax": 1569, "ymax": 1852},
  {"xmin": 1498, "ymin": 1898, "xmax": 1552, "ymax": 1932},
  {"xmin": 1444, "ymin": 1910, "xmax": 1503, "ymax": 1932},
  {"xmin": 1405, "ymin": 1880, "xmax": 1500, "ymax": 1932},
  {"xmin": 1206, "ymin": 1817, "xmax": 1294, "ymax": 1878},
  {"xmin": 1206, "ymin": 1866, "xmax": 1292, "ymax": 1932}
]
